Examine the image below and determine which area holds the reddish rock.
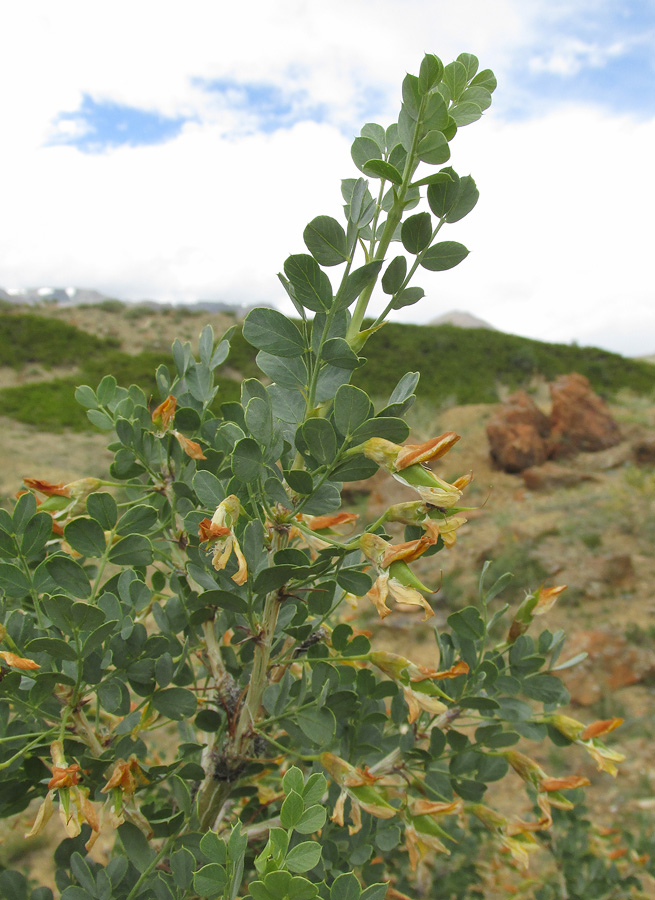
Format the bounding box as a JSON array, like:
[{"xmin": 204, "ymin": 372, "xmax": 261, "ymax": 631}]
[
  {"xmin": 548, "ymin": 373, "xmax": 621, "ymax": 458},
  {"xmin": 558, "ymin": 629, "xmax": 655, "ymax": 706},
  {"xmin": 486, "ymin": 390, "xmax": 550, "ymax": 473}
]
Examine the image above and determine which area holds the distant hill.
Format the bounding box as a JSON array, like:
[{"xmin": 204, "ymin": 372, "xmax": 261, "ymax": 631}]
[
  {"xmin": 0, "ymin": 305, "xmax": 653, "ymax": 432},
  {"xmin": 0, "ymin": 286, "xmax": 257, "ymax": 317},
  {"xmin": 429, "ymin": 310, "xmax": 496, "ymax": 330}
]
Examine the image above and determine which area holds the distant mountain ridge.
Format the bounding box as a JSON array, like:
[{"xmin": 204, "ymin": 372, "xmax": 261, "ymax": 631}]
[
  {"xmin": 0, "ymin": 286, "xmax": 257, "ymax": 316},
  {"xmin": 429, "ymin": 310, "xmax": 496, "ymax": 330}
]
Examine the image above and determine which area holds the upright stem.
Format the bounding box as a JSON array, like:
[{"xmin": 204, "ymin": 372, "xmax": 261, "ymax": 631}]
[{"xmin": 233, "ymin": 527, "xmax": 289, "ymax": 749}]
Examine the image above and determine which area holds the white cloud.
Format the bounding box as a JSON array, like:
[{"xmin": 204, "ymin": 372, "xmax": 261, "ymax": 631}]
[{"xmin": 1, "ymin": 1, "xmax": 654, "ymax": 355}]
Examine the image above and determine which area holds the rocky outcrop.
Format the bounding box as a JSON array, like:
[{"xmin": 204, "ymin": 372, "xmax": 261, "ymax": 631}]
[
  {"xmin": 487, "ymin": 375, "xmax": 622, "ymax": 473},
  {"xmin": 549, "ymin": 373, "xmax": 622, "ymax": 458},
  {"xmin": 486, "ymin": 391, "xmax": 550, "ymax": 473}
]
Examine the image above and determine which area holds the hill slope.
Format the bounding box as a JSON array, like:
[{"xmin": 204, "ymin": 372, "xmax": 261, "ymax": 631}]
[{"xmin": 0, "ymin": 306, "xmax": 653, "ymax": 431}]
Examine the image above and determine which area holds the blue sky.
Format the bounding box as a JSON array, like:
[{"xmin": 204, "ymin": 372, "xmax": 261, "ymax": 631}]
[{"xmin": 1, "ymin": 0, "xmax": 654, "ymax": 354}]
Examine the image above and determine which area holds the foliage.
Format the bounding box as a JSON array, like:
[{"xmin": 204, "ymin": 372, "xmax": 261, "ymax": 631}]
[
  {"xmin": 0, "ymin": 315, "xmax": 120, "ymax": 369},
  {"xmin": 0, "ymin": 53, "xmax": 631, "ymax": 900}
]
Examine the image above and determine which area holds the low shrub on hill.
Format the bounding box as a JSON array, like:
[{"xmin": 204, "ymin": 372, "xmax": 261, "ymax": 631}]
[{"xmin": 0, "ymin": 314, "xmax": 120, "ymax": 369}]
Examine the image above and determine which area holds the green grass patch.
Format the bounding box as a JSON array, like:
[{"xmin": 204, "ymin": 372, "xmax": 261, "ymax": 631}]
[
  {"xmin": 353, "ymin": 323, "xmax": 655, "ymax": 404},
  {"xmin": 0, "ymin": 313, "xmax": 120, "ymax": 368}
]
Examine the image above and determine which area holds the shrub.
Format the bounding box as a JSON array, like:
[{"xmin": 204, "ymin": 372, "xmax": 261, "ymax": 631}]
[{"xmin": 0, "ymin": 53, "xmax": 633, "ymax": 900}]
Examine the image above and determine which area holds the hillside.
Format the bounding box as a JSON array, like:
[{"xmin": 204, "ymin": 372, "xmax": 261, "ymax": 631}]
[{"xmin": 0, "ymin": 304, "xmax": 653, "ymax": 434}]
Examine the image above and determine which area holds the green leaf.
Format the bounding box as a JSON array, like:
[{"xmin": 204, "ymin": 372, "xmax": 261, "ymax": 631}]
[
  {"xmin": 450, "ymin": 102, "xmax": 482, "ymax": 126},
  {"xmin": 27, "ymin": 636, "xmax": 78, "ymax": 661},
  {"xmin": 448, "ymin": 606, "xmax": 485, "ymax": 641},
  {"xmin": 417, "ymin": 130, "xmax": 450, "ymax": 165},
  {"xmin": 402, "ymin": 73, "xmax": 421, "ymax": 118},
  {"xmin": 74, "ymin": 385, "xmax": 98, "ymax": 409},
  {"xmin": 246, "ymin": 397, "xmax": 274, "ymax": 447},
  {"xmin": 116, "ymin": 505, "xmax": 158, "ymax": 536},
  {"xmin": 13, "ymin": 492, "xmax": 37, "ymax": 533},
  {"xmin": 445, "ymin": 175, "xmax": 479, "ymax": 222},
  {"xmin": 193, "ymin": 471, "xmax": 225, "ymax": 508},
  {"xmin": 423, "ymin": 92, "xmax": 449, "ymax": 134},
  {"xmin": 170, "ymin": 848, "xmax": 195, "ymax": 892},
  {"xmin": 334, "ymin": 384, "xmax": 371, "ymax": 436},
  {"xmin": 200, "ymin": 831, "xmax": 227, "ymax": 864},
  {"xmin": 243, "ymin": 308, "xmax": 306, "ymax": 357},
  {"xmin": 295, "ymin": 707, "xmax": 336, "ymax": 745},
  {"xmin": 280, "ymin": 790, "xmax": 304, "ymax": 829},
  {"xmin": 427, "ymin": 168, "xmax": 461, "ymax": 218},
  {"xmin": 331, "ymin": 873, "xmax": 361, "ymax": 900},
  {"xmin": 350, "ymin": 417, "xmax": 409, "ymax": 444},
  {"xmin": 362, "ymin": 160, "xmax": 403, "ymax": 185},
  {"xmin": 301, "ymin": 419, "xmax": 338, "ymax": 466},
  {"xmin": 152, "ymin": 687, "xmax": 197, "ymax": 720},
  {"xmin": 460, "ymin": 86, "xmax": 492, "ymax": 111},
  {"xmin": 389, "ymin": 371, "xmax": 420, "ymax": 404},
  {"xmin": 360, "ymin": 122, "xmax": 386, "ymax": 149},
  {"xmin": 303, "ymin": 772, "xmax": 328, "ymax": 805},
  {"xmin": 381, "ymin": 256, "xmax": 407, "ymax": 295},
  {"xmin": 391, "ymin": 287, "xmax": 425, "ymax": 310},
  {"xmin": 361, "ymin": 885, "xmax": 389, "ymax": 900},
  {"xmin": 522, "ymin": 674, "xmax": 569, "ymax": 704},
  {"xmin": 285, "ymin": 841, "xmax": 322, "ymax": 874},
  {"xmin": 337, "ymin": 569, "xmax": 372, "ymax": 595},
  {"xmin": 98, "ymin": 679, "xmax": 130, "ymax": 715},
  {"xmin": 418, "ymin": 53, "xmax": 444, "ymax": 93},
  {"xmin": 194, "ymin": 864, "xmax": 228, "ymax": 897},
  {"xmin": 295, "ymin": 804, "xmax": 327, "ymax": 835},
  {"xmin": 283, "ymin": 766, "xmax": 305, "ymax": 795},
  {"xmin": 257, "ymin": 352, "xmax": 308, "ymax": 391},
  {"xmin": 45, "ymin": 556, "xmax": 91, "ymax": 599},
  {"xmin": 108, "ymin": 535, "xmax": 153, "ymax": 567},
  {"xmin": 471, "ymin": 68, "xmax": 497, "ymax": 92},
  {"xmin": 118, "ymin": 822, "xmax": 155, "ymax": 873},
  {"xmin": 457, "ymin": 52, "xmax": 479, "ymax": 80},
  {"xmin": 86, "ymin": 492, "xmax": 117, "ymax": 530},
  {"xmin": 232, "ymin": 437, "xmax": 264, "ymax": 483},
  {"xmin": 322, "ymin": 338, "xmax": 360, "ymax": 370},
  {"xmin": 18, "ymin": 512, "xmax": 51, "ymax": 558},
  {"xmin": 200, "ymin": 589, "xmax": 248, "ymax": 614},
  {"xmin": 401, "ymin": 213, "xmax": 432, "ymax": 254},
  {"xmin": 253, "ymin": 566, "xmax": 293, "ymax": 594},
  {"xmin": 87, "ymin": 409, "xmax": 114, "ymax": 430},
  {"xmin": 336, "ymin": 260, "xmax": 383, "ymax": 310},
  {"xmin": 303, "ymin": 216, "xmax": 348, "ymax": 267},
  {"xmin": 443, "ymin": 60, "xmax": 468, "ymax": 101},
  {"xmin": 420, "ymin": 241, "xmax": 469, "ymax": 271},
  {"xmin": 64, "ymin": 518, "xmax": 106, "ymax": 558},
  {"xmin": 284, "ymin": 254, "xmax": 334, "ymax": 311},
  {"xmin": 351, "ymin": 136, "xmax": 382, "ymax": 173}
]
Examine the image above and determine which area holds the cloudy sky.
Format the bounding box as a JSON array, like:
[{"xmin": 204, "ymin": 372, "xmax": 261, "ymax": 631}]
[{"xmin": 1, "ymin": 1, "xmax": 654, "ymax": 355}]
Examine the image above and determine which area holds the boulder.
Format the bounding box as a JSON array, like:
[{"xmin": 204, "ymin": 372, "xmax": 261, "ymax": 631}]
[
  {"xmin": 486, "ymin": 390, "xmax": 550, "ymax": 473},
  {"xmin": 548, "ymin": 373, "xmax": 621, "ymax": 458}
]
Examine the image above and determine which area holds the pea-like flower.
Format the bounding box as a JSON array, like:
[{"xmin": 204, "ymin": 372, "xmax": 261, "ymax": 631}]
[
  {"xmin": 384, "ymin": 500, "xmax": 467, "ymax": 548},
  {"xmin": 361, "ymin": 433, "xmax": 466, "ymax": 507},
  {"xmin": 359, "ymin": 533, "xmax": 437, "ymax": 620},
  {"xmin": 198, "ymin": 495, "xmax": 247, "ymax": 585},
  {"xmin": 544, "ymin": 714, "xmax": 625, "ymax": 776},
  {"xmin": 101, "ymin": 756, "xmax": 152, "ymax": 836},
  {"xmin": 25, "ymin": 741, "xmax": 100, "ymax": 850},
  {"xmin": 320, "ymin": 752, "xmax": 396, "ymax": 835}
]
